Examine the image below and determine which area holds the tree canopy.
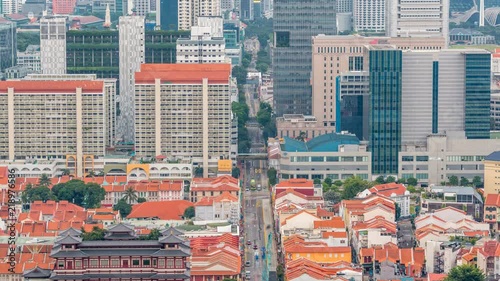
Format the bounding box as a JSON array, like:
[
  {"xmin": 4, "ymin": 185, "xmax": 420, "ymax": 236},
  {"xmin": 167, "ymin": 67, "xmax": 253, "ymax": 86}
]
[
  {"xmin": 82, "ymin": 226, "xmax": 107, "ymax": 241},
  {"xmin": 113, "ymin": 199, "xmax": 132, "ymax": 218},
  {"xmin": 183, "ymin": 206, "xmax": 195, "ymax": 219},
  {"xmin": 444, "ymin": 264, "xmax": 485, "ymax": 281},
  {"xmin": 342, "ymin": 176, "xmax": 371, "ymax": 199},
  {"xmin": 51, "ymin": 180, "xmax": 106, "ymax": 208}
]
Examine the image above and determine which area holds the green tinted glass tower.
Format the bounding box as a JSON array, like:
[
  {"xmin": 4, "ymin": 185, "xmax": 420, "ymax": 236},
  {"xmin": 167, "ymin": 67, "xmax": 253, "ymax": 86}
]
[
  {"xmin": 369, "ymin": 46, "xmax": 402, "ymax": 175},
  {"xmin": 464, "ymin": 53, "xmax": 491, "ymax": 139}
]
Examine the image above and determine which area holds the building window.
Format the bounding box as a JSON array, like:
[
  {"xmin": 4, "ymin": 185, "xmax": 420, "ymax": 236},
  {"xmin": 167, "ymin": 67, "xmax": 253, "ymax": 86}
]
[
  {"xmin": 143, "ymin": 259, "xmax": 150, "ymax": 266},
  {"xmin": 167, "ymin": 259, "xmax": 174, "ymax": 268},
  {"xmin": 158, "ymin": 259, "xmax": 165, "ymax": 267},
  {"xmin": 58, "ymin": 262, "xmax": 64, "ymax": 269},
  {"xmin": 132, "ymin": 259, "xmax": 140, "ymax": 266},
  {"xmin": 101, "ymin": 260, "xmax": 109, "ymax": 267},
  {"xmin": 175, "ymin": 259, "xmax": 183, "ymax": 268},
  {"xmin": 90, "ymin": 260, "xmax": 98, "ymax": 267},
  {"xmin": 111, "ymin": 259, "xmax": 119, "ymax": 267},
  {"xmin": 75, "ymin": 261, "xmax": 81, "ymax": 268}
]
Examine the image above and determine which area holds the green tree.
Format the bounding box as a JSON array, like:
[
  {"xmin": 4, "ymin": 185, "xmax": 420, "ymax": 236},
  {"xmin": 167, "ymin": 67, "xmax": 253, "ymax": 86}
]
[
  {"xmin": 444, "ymin": 264, "xmax": 485, "ymax": 281},
  {"xmin": 256, "ymin": 102, "xmax": 272, "ymax": 127},
  {"xmin": 194, "ymin": 166, "xmax": 203, "ymax": 177},
  {"xmin": 51, "ymin": 180, "xmax": 105, "ymax": 208},
  {"xmin": 295, "ymin": 131, "xmax": 306, "ymax": 142},
  {"xmin": 232, "ymin": 167, "xmax": 241, "ymax": 179},
  {"xmin": 374, "ymin": 175, "xmax": 385, "ymax": 184},
  {"xmin": 342, "ymin": 176, "xmax": 371, "ymax": 199},
  {"xmin": 61, "ymin": 169, "xmax": 71, "ymax": 176},
  {"xmin": 183, "ymin": 206, "xmax": 195, "ymax": 219},
  {"xmin": 140, "ymin": 228, "xmax": 161, "ymax": 240},
  {"xmin": 232, "ymin": 101, "xmax": 250, "ymax": 124},
  {"xmin": 333, "ymin": 180, "xmax": 343, "ymax": 187},
  {"xmin": 460, "ymin": 177, "xmax": 470, "ymax": 187},
  {"xmin": 122, "ymin": 186, "xmax": 138, "ymax": 204},
  {"xmin": 82, "ymin": 226, "xmax": 107, "ymax": 241},
  {"xmin": 323, "ymin": 177, "xmax": 332, "ymax": 187},
  {"xmin": 137, "ymin": 197, "xmax": 147, "ymax": 203},
  {"xmin": 17, "ymin": 32, "xmax": 40, "ymax": 52},
  {"xmin": 386, "ymin": 176, "xmax": 396, "ymax": 183},
  {"xmin": 448, "ymin": 175, "xmax": 459, "ymax": 186},
  {"xmin": 38, "ymin": 174, "xmax": 52, "ymax": 187},
  {"xmin": 267, "ymin": 167, "xmax": 278, "ymax": 186},
  {"xmin": 407, "ymin": 177, "xmax": 418, "ymax": 186},
  {"xmin": 113, "ymin": 199, "xmax": 132, "ymax": 218},
  {"xmin": 22, "ymin": 186, "xmax": 56, "ymax": 203},
  {"xmin": 223, "ymin": 279, "xmax": 237, "ymax": 281},
  {"xmin": 324, "ymin": 191, "xmax": 341, "ymax": 204},
  {"xmin": 256, "ymin": 62, "xmax": 269, "ymax": 73},
  {"xmin": 277, "ymin": 264, "xmax": 285, "ymax": 281},
  {"xmin": 232, "ymin": 66, "xmax": 247, "ymax": 85},
  {"xmin": 472, "ymin": 176, "xmax": 483, "ymax": 188},
  {"xmin": 313, "ymin": 178, "xmax": 321, "ymax": 184}
]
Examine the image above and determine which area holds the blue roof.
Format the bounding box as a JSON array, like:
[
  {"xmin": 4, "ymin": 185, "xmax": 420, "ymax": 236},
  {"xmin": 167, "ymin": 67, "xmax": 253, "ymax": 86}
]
[
  {"xmin": 485, "ymin": 151, "xmax": 500, "ymax": 161},
  {"xmin": 282, "ymin": 133, "xmax": 360, "ymax": 152}
]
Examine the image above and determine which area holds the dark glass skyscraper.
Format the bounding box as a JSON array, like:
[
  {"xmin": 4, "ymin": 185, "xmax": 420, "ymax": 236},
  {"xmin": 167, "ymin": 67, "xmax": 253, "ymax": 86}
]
[
  {"xmin": 0, "ymin": 22, "xmax": 16, "ymax": 73},
  {"xmin": 273, "ymin": 0, "xmax": 337, "ymax": 116},
  {"xmin": 369, "ymin": 46, "xmax": 402, "ymax": 175},
  {"xmin": 464, "ymin": 53, "xmax": 491, "ymax": 139},
  {"xmin": 160, "ymin": 0, "xmax": 178, "ymax": 30}
]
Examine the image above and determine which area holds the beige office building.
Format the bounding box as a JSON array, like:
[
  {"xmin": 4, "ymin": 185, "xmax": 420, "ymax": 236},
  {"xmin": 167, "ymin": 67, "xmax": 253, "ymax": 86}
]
[
  {"xmin": 0, "ymin": 80, "xmax": 109, "ymax": 177},
  {"xmin": 484, "ymin": 151, "xmax": 500, "ymax": 197},
  {"xmin": 311, "ymin": 35, "xmax": 446, "ymax": 130},
  {"xmin": 134, "ymin": 64, "xmax": 232, "ymax": 178}
]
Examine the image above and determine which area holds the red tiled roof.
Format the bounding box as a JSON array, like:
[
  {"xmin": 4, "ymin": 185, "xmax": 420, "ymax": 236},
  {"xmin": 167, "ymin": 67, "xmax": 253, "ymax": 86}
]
[
  {"xmin": 127, "ymin": 200, "xmax": 193, "ymax": 220},
  {"xmin": 190, "ymin": 233, "xmax": 239, "ymax": 250},
  {"xmin": 195, "ymin": 197, "xmax": 214, "ymax": 206},
  {"xmin": 275, "ymin": 178, "xmax": 314, "ymax": 188},
  {"xmin": 369, "ymin": 183, "xmax": 407, "ymax": 197},
  {"xmin": 191, "ymin": 175, "xmax": 239, "ymax": 192},
  {"xmin": 136, "ymin": 64, "xmax": 231, "ymax": 84},
  {"xmin": 313, "ymin": 217, "xmax": 345, "ymax": 229},
  {"xmin": 213, "ymin": 191, "xmax": 238, "ymax": 203},
  {"xmin": 485, "ymin": 194, "xmax": 500, "ymax": 206},
  {"xmin": 428, "ymin": 273, "xmax": 447, "ymax": 281},
  {"xmin": 316, "ymin": 206, "xmax": 334, "ymax": 217},
  {"xmin": 0, "ymin": 81, "xmax": 104, "ymax": 94}
]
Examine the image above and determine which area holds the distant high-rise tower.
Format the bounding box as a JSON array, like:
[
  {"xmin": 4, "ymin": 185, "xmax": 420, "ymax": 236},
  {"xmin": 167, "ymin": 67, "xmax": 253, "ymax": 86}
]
[
  {"xmin": 118, "ymin": 16, "xmax": 145, "ymax": 142},
  {"xmin": 158, "ymin": 0, "xmax": 178, "ymax": 30},
  {"xmin": 353, "ymin": 0, "xmax": 385, "ymax": 33},
  {"xmin": 0, "ymin": 22, "xmax": 16, "ymax": 73},
  {"xmin": 273, "ymin": 0, "xmax": 337, "ymax": 116},
  {"xmin": 40, "ymin": 16, "xmax": 67, "ymax": 74},
  {"xmin": 386, "ymin": 0, "xmax": 450, "ymax": 46},
  {"xmin": 178, "ymin": 0, "xmax": 221, "ymax": 30},
  {"xmin": 368, "ymin": 45, "xmax": 403, "ymax": 175}
]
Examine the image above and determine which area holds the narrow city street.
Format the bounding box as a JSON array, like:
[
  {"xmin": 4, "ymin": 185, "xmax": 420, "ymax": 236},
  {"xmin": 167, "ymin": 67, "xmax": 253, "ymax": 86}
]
[{"xmin": 240, "ymin": 46, "xmax": 277, "ymax": 279}]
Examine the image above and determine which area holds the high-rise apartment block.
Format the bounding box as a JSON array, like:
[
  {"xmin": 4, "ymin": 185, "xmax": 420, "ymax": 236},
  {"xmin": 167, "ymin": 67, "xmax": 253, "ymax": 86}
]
[
  {"xmin": 176, "ymin": 17, "xmax": 226, "ymax": 64},
  {"xmin": 40, "ymin": 16, "xmax": 67, "ymax": 75},
  {"xmin": 311, "ymin": 35, "xmax": 446, "ymax": 136},
  {"xmin": 0, "ymin": 22, "xmax": 16, "ymax": 73},
  {"xmin": 386, "ymin": 0, "xmax": 450, "ymax": 46},
  {"xmin": 273, "ymin": 0, "xmax": 337, "ymax": 116},
  {"xmin": 178, "ymin": 0, "xmax": 221, "ymax": 31},
  {"xmin": 52, "ymin": 0, "xmax": 77, "ymax": 14},
  {"xmin": 1, "ymin": 0, "xmax": 19, "ymax": 14},
  {"xmin": 353, "ymin": 0, "xmax": 385, "ymax": 33},
  {"xmin": 118, "ymin": 16, "xmax": 145, "ymax": 143},
  {"xmin": 133, "ymin": 0, "xmax": 150, "ymax": 15},
  {"xmin": 134, "ymin": 64, "xmax": 232, "ymax": 178},
  {"xmin": 0, "ymin": 80, "xmax": 111, "ymax": 177}
]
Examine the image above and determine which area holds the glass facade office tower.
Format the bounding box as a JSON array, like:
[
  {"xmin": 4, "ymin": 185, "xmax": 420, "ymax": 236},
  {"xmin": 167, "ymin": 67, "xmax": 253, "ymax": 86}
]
[
  {"xmin": 273, "ymin": 0, "xmax": 337, "ymax": 116},
  {"xmin": 464, "ymin": 53, "xmax": 491, "ymax": 139},
  {"xmin": 369, "ymin": 47, "xmax": 402, "ymax": 175},
  {"xmin": 0, "ymin": 22, "xmax": 16, "ymax": 73},
  {"xmin": 159, "ymin": 0, "xmax": 177, "ymax": 30}
]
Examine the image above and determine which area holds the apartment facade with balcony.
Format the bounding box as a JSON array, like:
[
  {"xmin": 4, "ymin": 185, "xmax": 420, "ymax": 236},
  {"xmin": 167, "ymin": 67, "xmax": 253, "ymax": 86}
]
[{"xmin": 134, "ymin": 64, "xmax": 232, "ymax": 177}]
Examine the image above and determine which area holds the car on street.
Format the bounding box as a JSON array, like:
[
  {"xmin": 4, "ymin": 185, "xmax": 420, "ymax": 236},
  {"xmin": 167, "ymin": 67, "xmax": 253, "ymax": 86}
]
[
  {"xmin": 247, "ymin": 240, "xmax": 251, "ymax": 245},
  {"xmin": 245, "ymin": 261, "xmax": 251, "ymax": 267},
  {"xmin": 253, "ymin": 244, "xmax": 258, "ymax": 250}
]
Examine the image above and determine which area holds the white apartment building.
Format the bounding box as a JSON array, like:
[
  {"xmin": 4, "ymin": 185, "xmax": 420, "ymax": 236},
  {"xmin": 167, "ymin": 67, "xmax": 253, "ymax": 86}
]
[
  {"xmin": 133, "ymin": 0, "xmax": 150, "ymax": 15},
  {"xmin": 0, "ymin": 80, "xmax": 108, "ymax": 177},
  {"xmin": 353, "ymin": 0, "xmax": 385, "ymax": 33},
  {"xmin": 17, "ymin": 45, "xmax": 41, "ymax": 72},
  {"xmin": 40, "ymin": 16, "xmax": 67, "ymax": 75},
  {"xmin": 134, "ymin": 63, "xmax": 232, "ymax": 178},
  {"xmin": 386, "ymin": 0, "xmax": 449, "ymax": 46},
  {"xmin": 176, "ymin": 17, "xmax": 226, "ymax": 64},
  {"xmin": 178, "ymin": 0, "xmax": 221, "ymax": 31},
  {"xmin": 1, "ymin": 0, "xmax": 19, "ymax": 15},
  {"xmin": 23, "ymin": 74, "xmax": 116, "ymax": 147},
  {"xmin": 118, "ymin": 15, "xmax": 144, "ymax": 143}
]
